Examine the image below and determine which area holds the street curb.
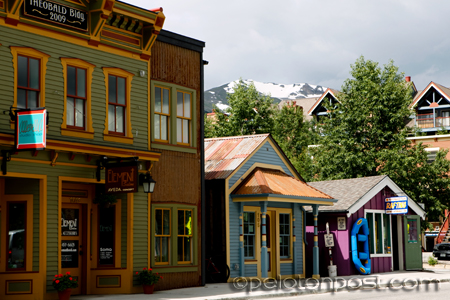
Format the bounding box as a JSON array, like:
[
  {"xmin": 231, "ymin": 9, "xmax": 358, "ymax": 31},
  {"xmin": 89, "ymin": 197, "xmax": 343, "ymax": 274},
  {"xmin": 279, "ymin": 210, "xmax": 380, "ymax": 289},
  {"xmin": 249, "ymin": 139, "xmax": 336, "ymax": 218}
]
[{"xmin": 211, "ymin": 276, "xmax": 450, "ymax": 300}]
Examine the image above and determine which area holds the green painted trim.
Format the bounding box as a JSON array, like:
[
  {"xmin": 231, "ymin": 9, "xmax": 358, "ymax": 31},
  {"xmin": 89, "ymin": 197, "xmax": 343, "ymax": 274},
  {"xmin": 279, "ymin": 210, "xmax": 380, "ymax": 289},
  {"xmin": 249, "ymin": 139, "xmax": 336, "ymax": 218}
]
[
  {"xmin": 151, "ymin": 266, "xmax": 199, "ymax": 273},
  {"xmin": 151, "ymin": 143, "xmax": 197, "ymax": 154},
  {"xmin": 21, "ymin": 19, "xmax": 90, "ymax": 39},
  {"xmin": 150, "ymin": 203, "xmax": 198, "ymax": 268},
  {"xmin": 150, "ymin": 80, "xmax": 198, "ymax": 152}
]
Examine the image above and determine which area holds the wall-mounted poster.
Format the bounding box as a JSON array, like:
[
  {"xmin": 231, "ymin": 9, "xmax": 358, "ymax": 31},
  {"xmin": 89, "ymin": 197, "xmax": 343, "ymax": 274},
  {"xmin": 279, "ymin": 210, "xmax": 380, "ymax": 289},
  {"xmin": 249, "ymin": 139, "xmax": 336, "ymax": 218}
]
[
  {"xmin": 324, "ymin": 233, "xmax": 334, "ymax": 247},
  {"xmin": 62, "ymin": 208, "xmax": 79, "ymax": 236},
  {"xmin": 337, "ymin": 217, "xmax": 346, "ymax": 230}
]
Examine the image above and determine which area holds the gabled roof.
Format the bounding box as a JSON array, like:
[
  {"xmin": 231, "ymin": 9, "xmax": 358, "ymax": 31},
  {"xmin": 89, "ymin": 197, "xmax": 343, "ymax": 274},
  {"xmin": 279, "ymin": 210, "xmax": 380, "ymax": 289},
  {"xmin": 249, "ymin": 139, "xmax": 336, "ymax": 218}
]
[
  {"xmin": 307, "ymin": 175, "xmax": 426, "ymax": 219},
  {"xmin": 409, "ymin": 82, "xmax": 450, "ymax": 108},
  {"xmin": 232, "ymin": 168, "xmax": 333, "ymax": 200},
  {"xmin": 278, "ymin": 98, "xmax": 320, "ymax": 122},
  {"xmin": 307, "ymin": 88, "xmax": 339, "ymax": 116},
  {"xmin": 205, "ymin": 134, "xmax": 270, "ymax": 180}
]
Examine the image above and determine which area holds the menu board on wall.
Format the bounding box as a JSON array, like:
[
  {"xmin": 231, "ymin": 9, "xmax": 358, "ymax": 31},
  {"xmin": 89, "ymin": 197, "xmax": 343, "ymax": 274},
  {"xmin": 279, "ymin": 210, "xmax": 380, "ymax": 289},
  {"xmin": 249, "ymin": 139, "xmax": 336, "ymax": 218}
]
[
  {"xmin": 98, "ymin": 206, "xmax": 115, "ymax": 266},
  {"xmin": 61, "ymin": 240, "xmax": 78, "ymax": 268},
  {"xmin": 62, "ymin": 209, "xmax": 79, "ymax": 236}
]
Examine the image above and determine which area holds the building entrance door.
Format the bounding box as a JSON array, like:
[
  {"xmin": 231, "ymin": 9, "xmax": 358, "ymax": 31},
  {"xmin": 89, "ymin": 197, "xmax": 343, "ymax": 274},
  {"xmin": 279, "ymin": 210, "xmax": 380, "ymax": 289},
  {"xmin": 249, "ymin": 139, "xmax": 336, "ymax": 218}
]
[
  {"xmin": 404, "ymin": 215, "xmax": 422, "ymax": 270},
  {"xmin": 61, "ymin": 203, "xmax": 86, "ymax": 295}
]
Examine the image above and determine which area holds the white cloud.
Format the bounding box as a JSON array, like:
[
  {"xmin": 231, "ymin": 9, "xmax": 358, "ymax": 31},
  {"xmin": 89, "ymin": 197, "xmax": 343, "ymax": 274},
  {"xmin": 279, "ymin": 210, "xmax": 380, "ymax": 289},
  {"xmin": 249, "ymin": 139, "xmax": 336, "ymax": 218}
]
[{"xmin": 123, "ymin": 0, "xmax": 450, "ymax": 90}]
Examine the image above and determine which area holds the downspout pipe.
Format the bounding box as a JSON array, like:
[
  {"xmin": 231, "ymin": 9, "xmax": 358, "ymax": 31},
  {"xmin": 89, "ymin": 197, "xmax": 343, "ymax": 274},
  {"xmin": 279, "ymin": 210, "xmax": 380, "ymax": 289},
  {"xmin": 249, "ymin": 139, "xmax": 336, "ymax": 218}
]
[{"xmin": 200, "ymin": 57, "xmax": 208, "ymax": 286}]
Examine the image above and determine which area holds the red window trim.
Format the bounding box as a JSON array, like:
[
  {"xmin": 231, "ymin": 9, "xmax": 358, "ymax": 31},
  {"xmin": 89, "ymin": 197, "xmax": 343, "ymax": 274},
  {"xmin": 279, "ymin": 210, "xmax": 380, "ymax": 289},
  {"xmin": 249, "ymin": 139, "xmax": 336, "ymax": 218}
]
[
  {"xmin": 17, "ymin": 55, "xmax": 40, "ymax": 109},
  {"xmin": 108, "ymin": 75, "xmax": 126, "ymax": 136},
  {"xmin": 66, "ymin": 65, "xmax": 87, "ymax": 130}
]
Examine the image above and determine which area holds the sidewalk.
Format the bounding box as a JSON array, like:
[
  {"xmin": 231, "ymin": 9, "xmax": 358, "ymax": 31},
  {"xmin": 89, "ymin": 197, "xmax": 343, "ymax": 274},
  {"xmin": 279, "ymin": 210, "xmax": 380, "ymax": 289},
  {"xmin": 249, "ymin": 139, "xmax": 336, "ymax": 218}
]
[{"xmin": 72, "ymin": 267, "xmax": 450, "ymax": 300}]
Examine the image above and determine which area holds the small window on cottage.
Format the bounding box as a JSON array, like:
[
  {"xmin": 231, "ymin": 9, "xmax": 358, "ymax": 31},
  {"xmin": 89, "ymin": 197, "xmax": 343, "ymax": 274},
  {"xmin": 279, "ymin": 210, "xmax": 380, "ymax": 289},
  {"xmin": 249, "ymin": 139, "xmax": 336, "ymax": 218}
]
[
  {"xmin": 366, "ymin": 211, "xmax": 391, "ymax": 255},
  {"xmin": 243, "ymin": 212, "xmax": 255, "ymax": 258},
  {"xmin": 279, "ymin": 213, "xmax": 290, "ymax": 258}
]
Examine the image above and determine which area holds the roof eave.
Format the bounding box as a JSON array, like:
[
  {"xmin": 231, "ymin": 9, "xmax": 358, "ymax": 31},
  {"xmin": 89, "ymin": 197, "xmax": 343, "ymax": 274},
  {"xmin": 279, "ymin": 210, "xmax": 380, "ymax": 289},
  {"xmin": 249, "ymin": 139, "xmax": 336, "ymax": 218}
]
[{"xmin": 230, "ymin": 193, "xmax": 337, "ymax": 206}]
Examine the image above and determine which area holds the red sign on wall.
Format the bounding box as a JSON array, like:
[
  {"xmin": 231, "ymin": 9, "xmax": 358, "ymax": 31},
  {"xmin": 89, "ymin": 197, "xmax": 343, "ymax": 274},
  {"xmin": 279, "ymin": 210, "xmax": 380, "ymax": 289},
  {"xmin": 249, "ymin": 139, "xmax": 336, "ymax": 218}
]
[{"xmin": 105, "ymin": 163, "xmax": 138, "ymax": 194}]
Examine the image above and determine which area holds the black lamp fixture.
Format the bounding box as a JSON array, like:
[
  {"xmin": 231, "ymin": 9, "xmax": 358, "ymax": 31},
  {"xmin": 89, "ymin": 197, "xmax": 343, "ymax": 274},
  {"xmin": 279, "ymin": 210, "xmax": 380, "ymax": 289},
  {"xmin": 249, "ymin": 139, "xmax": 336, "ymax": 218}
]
[{"xmin": 140, "ymin": 172, "xmax": 156, "ymax": 193}]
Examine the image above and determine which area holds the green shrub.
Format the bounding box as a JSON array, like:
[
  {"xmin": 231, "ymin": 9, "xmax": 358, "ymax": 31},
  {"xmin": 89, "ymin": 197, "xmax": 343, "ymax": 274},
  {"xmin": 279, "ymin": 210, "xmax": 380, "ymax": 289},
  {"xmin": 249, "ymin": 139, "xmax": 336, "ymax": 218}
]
[{"xmin": 428, "ymin": 255, "xmax": 438, "ymax": 266}]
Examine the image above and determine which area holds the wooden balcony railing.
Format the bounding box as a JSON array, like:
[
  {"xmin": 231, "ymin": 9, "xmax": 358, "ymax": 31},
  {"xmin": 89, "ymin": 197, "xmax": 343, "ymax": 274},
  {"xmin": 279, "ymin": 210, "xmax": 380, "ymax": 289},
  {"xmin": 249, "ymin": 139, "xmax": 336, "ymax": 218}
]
[{"xmin": 417, "ymin": 115, "xmax": 450, "ymax": 129}]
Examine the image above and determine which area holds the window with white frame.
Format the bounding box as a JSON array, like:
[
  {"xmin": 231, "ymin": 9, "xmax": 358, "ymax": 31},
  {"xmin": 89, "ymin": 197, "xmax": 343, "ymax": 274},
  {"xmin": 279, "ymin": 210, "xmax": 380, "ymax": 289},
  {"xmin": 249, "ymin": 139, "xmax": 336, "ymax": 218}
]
[
  {"xmin": 366, "ymin": 211, "xmax": 391, "ymax": 255},
  {"xmin": 425, "ymin": 147, "xmax": 439, "ymax": 164}
]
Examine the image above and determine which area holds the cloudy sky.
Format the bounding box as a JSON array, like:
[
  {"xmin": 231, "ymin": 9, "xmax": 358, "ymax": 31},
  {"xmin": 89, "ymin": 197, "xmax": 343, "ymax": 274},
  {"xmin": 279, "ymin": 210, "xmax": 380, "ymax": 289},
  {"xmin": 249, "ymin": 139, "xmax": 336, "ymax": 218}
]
[{"xmin": 123, "ymin": 0, "xmax": 450, "ymax": 91}]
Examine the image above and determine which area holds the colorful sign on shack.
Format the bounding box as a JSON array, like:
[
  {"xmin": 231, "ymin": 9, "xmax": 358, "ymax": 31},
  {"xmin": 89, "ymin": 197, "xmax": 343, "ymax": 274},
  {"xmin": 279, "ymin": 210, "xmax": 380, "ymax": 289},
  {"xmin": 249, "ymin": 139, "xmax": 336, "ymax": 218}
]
[{"xmin": 385, "ymin": 196, "xmax": 408, "ymax": 214}]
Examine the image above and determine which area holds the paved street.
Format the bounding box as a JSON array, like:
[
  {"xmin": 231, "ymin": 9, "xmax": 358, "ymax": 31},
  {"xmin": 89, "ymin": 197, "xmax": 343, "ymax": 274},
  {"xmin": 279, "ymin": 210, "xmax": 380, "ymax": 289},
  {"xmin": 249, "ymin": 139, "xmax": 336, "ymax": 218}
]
[{"xmin": 72, "ymin": 263, "xmax": 450, "ymax": 300}]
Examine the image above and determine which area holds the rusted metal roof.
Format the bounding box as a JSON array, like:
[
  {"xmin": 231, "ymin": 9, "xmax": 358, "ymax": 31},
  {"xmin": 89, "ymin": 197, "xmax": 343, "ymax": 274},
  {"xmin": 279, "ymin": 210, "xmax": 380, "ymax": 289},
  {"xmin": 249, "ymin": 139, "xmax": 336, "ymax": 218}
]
[
  {"xmin": 233, "ymin": 168, "xmax": 333, "ymax": 199},
  {"xmin": 205, "ymin": 134, "xmax": 269, "ymax": 180}
]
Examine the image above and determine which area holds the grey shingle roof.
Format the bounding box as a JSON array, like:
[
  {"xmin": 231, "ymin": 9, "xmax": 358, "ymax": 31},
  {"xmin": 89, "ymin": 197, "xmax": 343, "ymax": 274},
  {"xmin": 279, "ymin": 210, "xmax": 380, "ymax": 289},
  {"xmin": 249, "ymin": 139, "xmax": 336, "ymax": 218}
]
[{"xmin": 306, "ymin": 175, "xmax": 387, "ymax": 212}]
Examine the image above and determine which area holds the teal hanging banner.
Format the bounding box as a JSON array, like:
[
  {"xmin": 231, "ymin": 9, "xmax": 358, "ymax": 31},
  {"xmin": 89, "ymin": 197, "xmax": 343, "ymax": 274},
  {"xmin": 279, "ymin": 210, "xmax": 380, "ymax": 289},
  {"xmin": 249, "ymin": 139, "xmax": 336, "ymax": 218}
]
[{"xmin": 16, "ymin": 109, "xmax": 47, "ymax": 150}]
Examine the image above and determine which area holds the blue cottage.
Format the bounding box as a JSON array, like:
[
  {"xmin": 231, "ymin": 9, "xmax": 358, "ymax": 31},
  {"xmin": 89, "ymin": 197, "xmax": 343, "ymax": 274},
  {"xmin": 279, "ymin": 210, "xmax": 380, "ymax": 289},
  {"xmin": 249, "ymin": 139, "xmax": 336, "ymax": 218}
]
[{"xmin": 204, "ymin": 134, "xmax": 336, "ymax": 281}]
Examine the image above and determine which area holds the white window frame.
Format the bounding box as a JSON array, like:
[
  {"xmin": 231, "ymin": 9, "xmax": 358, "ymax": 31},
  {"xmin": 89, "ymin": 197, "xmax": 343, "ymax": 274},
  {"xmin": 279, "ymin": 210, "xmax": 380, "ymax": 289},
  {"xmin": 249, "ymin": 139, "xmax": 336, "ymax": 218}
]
[
  {"xmin": 425, "ymin": 147, "xmax": 439, "ymax": 164},
  {"xmin": 364, "ymin": 209, "xmax": 393, "ymax": 258}
]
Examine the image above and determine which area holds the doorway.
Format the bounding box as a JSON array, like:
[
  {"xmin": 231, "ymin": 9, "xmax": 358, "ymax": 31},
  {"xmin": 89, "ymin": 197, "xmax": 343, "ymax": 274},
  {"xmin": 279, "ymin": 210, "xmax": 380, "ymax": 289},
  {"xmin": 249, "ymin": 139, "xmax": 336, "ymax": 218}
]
[
  {"xmin": 61, "ymin": 203, "xmax": 87, "ymax": 295},
  {"xmin": 404, "ymin": 215, "xmax": 422, "ymax": 270}
]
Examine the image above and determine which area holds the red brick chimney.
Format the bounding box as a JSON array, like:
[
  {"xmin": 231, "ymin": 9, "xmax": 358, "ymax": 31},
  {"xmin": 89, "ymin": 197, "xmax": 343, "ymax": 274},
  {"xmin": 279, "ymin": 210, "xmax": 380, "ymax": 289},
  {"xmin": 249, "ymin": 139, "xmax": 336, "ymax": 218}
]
[{"xmin": 405, "ymin": 76, "xmax": 411, "ymax": 82}]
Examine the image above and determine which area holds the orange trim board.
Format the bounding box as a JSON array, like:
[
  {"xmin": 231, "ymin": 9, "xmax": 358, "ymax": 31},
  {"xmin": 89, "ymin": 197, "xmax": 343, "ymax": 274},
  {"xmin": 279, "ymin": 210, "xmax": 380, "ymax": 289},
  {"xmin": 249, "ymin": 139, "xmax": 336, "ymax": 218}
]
[
  {"xmin": 102, "ymin": 30, "xmax": 141, "ymax": 46},
  {"xmin": 0, "ymin": 18, "xmax": 148, "ymax": 61},
  {"xmin": 0, "ymin": 134, "xmax": 161, "ymax": 161}
]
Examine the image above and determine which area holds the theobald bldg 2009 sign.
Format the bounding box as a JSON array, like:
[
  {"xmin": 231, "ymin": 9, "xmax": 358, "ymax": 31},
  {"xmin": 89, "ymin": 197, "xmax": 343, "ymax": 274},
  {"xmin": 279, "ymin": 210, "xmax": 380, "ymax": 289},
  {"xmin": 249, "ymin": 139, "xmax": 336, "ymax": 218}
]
[{"xmin": 24, "ymin": 0, "xmax": 88, "ymax": 31}]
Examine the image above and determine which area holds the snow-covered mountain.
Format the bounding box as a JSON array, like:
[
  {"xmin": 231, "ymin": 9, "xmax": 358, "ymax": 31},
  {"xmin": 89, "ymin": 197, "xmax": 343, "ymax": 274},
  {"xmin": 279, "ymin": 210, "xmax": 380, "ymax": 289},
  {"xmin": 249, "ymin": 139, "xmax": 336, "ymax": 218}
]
[{"xmin": 204, "ymin": 79, "xmax": 327, "ymax": 113}]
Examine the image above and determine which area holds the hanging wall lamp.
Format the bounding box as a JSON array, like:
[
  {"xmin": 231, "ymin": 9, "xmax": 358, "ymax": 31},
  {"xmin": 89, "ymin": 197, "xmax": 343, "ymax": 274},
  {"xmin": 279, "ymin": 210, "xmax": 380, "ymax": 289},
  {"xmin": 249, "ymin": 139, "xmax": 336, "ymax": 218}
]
[{"xmin": 140, "ymin": 172, "xmax": 156, "ymax": 193}]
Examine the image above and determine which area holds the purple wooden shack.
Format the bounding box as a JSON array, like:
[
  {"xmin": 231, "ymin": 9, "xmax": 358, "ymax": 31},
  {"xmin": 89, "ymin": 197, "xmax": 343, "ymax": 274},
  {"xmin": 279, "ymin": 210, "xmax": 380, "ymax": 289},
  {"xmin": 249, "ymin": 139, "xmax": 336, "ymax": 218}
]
[{"xmin": 305, "ymin": 175, "xmax": 425, "ymax": 277}]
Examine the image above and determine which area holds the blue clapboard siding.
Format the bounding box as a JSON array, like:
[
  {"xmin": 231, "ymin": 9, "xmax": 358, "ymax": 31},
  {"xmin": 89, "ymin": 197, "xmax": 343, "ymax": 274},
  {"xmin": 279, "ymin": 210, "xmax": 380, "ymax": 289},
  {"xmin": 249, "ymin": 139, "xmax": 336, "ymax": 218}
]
[
  {"xmin": 229, "ymin": 200, "xmax": 241, "ymax": 278},
  {"xmin": 228, "ymin": 140, "xmax": 300, "ymax": 278},
  {"xmin": 244, "ymin": 264, "xmax": 258, "ymax": 277},
  {"xmin": 280, "ymin": 263, "xmax": 293, "ymax": 276},
  {"xmin": 294, "ymin": 205, "xmax": 303, "ymax": 275},
  {"xmin": 229, "ymin": 141, "xmax": 294, "ymax": 189}
]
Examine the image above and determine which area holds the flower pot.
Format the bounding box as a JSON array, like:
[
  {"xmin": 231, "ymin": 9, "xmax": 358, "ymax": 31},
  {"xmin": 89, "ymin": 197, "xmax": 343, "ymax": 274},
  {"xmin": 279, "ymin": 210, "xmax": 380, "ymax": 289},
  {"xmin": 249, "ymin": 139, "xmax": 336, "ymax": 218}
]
[
  {"xmin": 142, "ymin": 284, "xmax": 155, "ymax": 294},
  {"xmin": 57, "ymin": 288, "xmax": 72, "ymax": 300}
]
